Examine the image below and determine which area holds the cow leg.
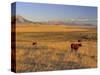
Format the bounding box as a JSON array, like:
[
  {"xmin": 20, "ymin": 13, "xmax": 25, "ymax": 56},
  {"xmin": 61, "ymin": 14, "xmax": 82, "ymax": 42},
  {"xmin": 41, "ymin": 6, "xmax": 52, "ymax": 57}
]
[{"xmin": 71, "ymin": 48, "xmax": 73, "ymax": 52}]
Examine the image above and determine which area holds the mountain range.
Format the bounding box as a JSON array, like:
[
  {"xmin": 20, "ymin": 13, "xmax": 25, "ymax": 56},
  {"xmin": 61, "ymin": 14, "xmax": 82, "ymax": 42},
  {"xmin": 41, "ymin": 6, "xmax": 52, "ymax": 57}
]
[{"xmin": 11, "ymin": 15, "xmax": 96, "ymax": 26}]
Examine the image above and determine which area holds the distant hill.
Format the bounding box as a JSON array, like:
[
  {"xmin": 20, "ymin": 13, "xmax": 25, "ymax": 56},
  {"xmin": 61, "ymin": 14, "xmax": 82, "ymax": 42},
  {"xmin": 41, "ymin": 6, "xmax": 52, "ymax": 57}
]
[
  {"xmin": 11, "ymin": 15, "xmax": 33, "ymax": 24},
  {"xmin": 11, "ymin": 15, "xmax": 96, "ymax": 26},
  {"xmin": 16, "ymin": 15, "xmax": 32, "ymax": 23}
]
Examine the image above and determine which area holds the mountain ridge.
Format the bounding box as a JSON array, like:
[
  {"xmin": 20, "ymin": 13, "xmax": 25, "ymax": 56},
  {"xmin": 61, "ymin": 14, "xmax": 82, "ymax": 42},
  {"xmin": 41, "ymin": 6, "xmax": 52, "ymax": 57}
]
[{"xmin": 11, "ymin": 15, "xmax": 97, "ymax": 26}]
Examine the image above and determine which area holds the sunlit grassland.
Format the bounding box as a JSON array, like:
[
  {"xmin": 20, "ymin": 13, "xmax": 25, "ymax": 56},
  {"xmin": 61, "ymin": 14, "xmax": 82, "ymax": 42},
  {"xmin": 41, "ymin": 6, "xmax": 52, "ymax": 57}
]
[{"xmin": 15, "ymin": 24, "xmax": 97, "ymax": 72}]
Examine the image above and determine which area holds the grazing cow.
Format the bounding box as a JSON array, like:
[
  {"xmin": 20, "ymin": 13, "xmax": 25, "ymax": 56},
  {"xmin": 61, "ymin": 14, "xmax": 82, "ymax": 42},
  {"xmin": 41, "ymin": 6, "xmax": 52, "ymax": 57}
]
[
  {"xmin": 70, "ymin": 40, "xmax": 82, "ymax": 52},
  {"xmin": 32, "ymin": 42, "xmax": 37, "ymax": 45}
]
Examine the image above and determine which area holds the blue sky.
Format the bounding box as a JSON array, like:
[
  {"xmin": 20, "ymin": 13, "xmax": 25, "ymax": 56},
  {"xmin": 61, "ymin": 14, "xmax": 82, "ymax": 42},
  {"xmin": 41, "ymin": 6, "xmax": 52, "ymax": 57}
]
[{"xmin": 13, "ymin": 2, "xmax": 97, "ymax": 24}]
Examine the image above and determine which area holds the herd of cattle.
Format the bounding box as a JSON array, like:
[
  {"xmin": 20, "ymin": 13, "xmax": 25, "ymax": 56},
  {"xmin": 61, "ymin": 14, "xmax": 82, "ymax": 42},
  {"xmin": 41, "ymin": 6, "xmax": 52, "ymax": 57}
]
[{"xmin": 32, "ymin": 40, "xmax": 82, "ymax": 53}]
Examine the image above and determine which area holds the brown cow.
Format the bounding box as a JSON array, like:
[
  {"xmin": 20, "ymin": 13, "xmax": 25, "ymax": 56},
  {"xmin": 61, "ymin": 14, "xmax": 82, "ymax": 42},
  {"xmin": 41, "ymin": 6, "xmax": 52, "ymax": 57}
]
[
  {"xmin": 70, "ymin": 40, "xmax": 82, "ymax": 52},
  {"xmin": 32, "ymin": 42, "xmax": 37, "ymax": 45}
]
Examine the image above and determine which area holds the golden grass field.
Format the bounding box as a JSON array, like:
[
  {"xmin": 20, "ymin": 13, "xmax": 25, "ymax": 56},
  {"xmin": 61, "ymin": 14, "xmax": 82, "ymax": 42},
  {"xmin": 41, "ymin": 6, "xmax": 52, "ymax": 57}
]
[{"xmin": 15, "ymin": 23, "xmax": 97, "ymax": 72}]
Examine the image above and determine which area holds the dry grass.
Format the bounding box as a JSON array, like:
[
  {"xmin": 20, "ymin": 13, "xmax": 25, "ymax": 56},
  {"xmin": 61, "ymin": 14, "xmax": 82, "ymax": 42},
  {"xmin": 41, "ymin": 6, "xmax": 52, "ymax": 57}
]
[
  {"xmin": 16, "ymin": 24, "xmax": 96, "ymax": 32},
  {"xmin": 14, "ymin": 23, "xmax": 97, "ymax": 72}
]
